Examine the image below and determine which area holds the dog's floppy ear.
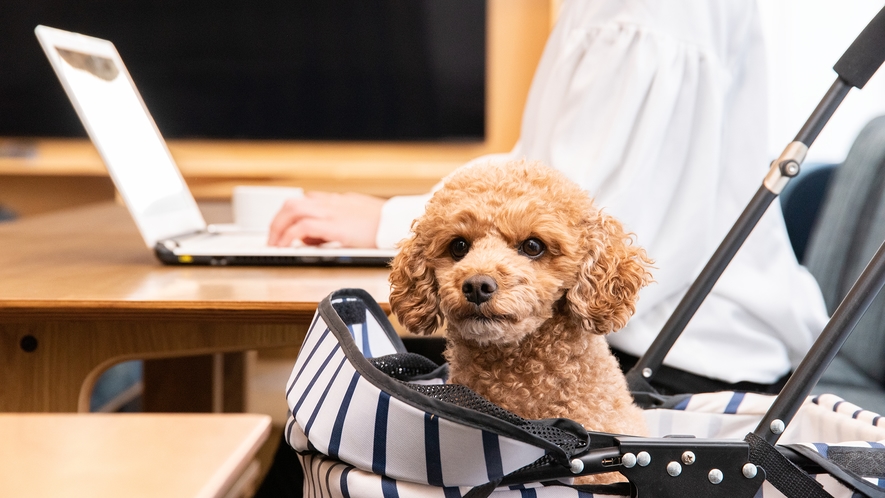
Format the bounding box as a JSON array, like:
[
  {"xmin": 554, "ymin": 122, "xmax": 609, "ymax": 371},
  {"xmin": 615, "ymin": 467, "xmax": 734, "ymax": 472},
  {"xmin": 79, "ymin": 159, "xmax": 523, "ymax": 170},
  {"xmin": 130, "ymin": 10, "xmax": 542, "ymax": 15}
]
[
  {"xmin": 565, "ymin": 213, "xmax": 652, "ymax": 334},
  {"xmin": 388, "ymin": 228, "xmax": 444, "ymax": 336}
]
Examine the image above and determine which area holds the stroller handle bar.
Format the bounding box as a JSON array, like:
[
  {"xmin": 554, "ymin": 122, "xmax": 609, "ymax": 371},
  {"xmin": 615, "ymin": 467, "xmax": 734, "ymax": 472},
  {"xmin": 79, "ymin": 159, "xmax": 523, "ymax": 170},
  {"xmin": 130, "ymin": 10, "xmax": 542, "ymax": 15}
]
[
  {"xmin": 625, "ymin": 4, "xmax": 885, "ymax": 396},
  {"xmin": 794, "ymin": 3, "xmax": 885, "ymax": 148},
  {"xmin": 755, "ymin": 237, "xmax": 885, "ymax": 445},
  {"xmin": 833, "ymin": 4, "xmax": 885, "ymax": 90}
]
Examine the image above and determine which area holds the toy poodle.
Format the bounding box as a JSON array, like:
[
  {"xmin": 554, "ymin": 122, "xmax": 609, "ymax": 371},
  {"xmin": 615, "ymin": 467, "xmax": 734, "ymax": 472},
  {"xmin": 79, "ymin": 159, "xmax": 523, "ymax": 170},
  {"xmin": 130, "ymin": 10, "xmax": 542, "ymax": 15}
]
[{"xmin": 388, "ymin": 160, "xmax": 652, "ymax": 484}]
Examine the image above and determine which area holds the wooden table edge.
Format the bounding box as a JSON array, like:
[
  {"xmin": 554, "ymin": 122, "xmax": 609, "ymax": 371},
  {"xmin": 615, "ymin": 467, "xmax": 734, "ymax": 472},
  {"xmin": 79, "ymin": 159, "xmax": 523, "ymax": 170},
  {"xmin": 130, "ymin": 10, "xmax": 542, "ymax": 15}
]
[{"xmin": 199, "ymin": 413, "xmax": 273, "ymax": 498}]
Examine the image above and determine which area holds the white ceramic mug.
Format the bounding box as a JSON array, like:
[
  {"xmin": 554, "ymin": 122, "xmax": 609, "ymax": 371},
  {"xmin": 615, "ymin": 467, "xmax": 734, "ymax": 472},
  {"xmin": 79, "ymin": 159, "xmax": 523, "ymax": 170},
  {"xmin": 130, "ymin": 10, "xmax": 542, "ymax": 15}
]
[{"xmin": 232, "ymin": 185, "xmax": 304, "ymax": 231}]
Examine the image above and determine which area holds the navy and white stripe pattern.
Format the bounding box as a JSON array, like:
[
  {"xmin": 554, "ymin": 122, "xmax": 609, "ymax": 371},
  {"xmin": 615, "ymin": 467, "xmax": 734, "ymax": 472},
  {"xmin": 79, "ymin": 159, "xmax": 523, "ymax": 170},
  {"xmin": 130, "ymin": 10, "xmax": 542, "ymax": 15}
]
[
  {"xmin": 645, "ymin": 391, "xmax": 885, "ymax": 444},
  {"xmin": 811, "ymin": 394, "xmax": 885, "ymax": 429},
  {"xmin": 644, "ymin": 391, "xmax": 778, "ymax": 441},
  {"xmin": 342, "ymin": 300, "xmax": 400, "ymax": 358},
  {"xmin": 285, "ymin": 297, "xmax": 547, "ymax": 488},
  {"xmin": 298, "ymin": 452, "xmax": 627, "ymax": 498},
  {"xmin": 286, "ymin": 290, "xmax": 885, "ymax": 498},
  {"xmin": 645, "ymin": 391, "xmax": 885, "ymax": 497}
]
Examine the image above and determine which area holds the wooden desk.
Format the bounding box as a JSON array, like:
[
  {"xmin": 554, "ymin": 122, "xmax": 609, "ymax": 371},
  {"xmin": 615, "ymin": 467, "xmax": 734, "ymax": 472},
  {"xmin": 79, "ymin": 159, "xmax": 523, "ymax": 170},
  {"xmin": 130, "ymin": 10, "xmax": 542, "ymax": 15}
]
[
  {"xmin": 0, "ymin": 202, "xmax": 392, "ymax": 412},
  {"xmin": 0, "ymin": 138, "xmax": 474, "ymax": 216},
  {"xmin": 0, "ymin": 413, "xmax": 271, "ymax": 498}
]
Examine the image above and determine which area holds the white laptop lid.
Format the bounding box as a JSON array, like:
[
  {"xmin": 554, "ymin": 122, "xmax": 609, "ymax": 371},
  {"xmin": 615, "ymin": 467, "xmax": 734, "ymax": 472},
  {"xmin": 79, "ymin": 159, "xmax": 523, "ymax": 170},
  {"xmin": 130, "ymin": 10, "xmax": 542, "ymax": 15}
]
[{"xmin": 35, "ymin": 25, "xmax": 206, "ymax": 248}]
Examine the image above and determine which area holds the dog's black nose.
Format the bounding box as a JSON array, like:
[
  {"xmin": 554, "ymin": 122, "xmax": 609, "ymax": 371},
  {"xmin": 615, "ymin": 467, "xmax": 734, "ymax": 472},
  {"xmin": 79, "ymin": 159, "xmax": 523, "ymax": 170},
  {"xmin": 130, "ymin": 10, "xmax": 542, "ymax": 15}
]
[{"xmin": 462, "ymin": 275, "xmax": 497, "ymax": 304}]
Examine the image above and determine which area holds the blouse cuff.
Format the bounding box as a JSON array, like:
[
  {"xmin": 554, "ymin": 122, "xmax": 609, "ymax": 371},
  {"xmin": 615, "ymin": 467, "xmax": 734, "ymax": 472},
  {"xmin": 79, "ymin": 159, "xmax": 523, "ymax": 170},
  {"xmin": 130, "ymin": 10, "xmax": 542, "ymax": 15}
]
[{"xmin": 375, "ymin": 193, "xmax": 433, "ymax": 249}]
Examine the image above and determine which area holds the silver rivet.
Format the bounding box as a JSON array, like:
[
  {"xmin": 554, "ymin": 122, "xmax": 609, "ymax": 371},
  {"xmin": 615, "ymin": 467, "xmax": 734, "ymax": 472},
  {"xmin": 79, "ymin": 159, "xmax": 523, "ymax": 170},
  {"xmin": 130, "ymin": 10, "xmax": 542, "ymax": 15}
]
[
  {"xmin": 770, "ymin": 419, "xmax": 785, "ymax": 435},
  {"xmin": 708, "ymin": 469, "xmax": 724, "ymax": 484},
  {"xmin": 681, "ymin": 451, "xmax": 696, "ymax": 465},
  {"xmin": 622, "ymin": 453, "xmax": 637, "ymax": 468},
  {"xmin": 667, "ymin": 461, "xmax": 682, "ymax": 477},
  {"xmin": 569, "ymin": 459, "xmax": 584, "ymax": 474},
  {"xmin": 782, "ymin": 161, "xmax": 800, "ymax": 176},
  {"xmin": 637, "ymin": 451, "xmax": 651, "ymax": 467},
  {"xmin": 642, "ymin": 368, "xmax": 653, "ymax": 378},
  {"xmin": 742, "ymin": 463, "xmax": 758, "ymax": 479}
]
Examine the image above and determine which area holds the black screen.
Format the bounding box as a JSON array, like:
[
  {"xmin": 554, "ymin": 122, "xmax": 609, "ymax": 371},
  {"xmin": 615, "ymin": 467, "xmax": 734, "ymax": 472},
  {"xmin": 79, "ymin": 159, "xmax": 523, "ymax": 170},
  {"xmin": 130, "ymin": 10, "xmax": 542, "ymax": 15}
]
[{"xmin": 1, "ymin": 0, "xmax": 486, "ymax": 141}]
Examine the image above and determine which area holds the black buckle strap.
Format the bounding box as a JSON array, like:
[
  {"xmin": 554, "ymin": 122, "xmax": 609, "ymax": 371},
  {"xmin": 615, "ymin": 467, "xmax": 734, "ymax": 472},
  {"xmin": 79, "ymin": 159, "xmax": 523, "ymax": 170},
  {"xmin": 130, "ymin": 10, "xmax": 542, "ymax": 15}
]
[
  {"xmin": 463, "ymin": 479, "xmax": 502, "ymax": 498},
  {"xmin": 783, "ymin": 444, "xmax": 885, "ymax": 498},
  {"xmin": 745, "ymin": 432, "xmax": 833, "ymax": 498}
]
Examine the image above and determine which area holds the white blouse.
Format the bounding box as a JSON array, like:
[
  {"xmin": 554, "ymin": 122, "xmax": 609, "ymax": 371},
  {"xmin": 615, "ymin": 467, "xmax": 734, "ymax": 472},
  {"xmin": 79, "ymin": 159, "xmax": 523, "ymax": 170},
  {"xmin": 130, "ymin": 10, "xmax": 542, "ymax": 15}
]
[{"xmin": 376, "ymin": 0, "xmax": 829, "ymax": 384}]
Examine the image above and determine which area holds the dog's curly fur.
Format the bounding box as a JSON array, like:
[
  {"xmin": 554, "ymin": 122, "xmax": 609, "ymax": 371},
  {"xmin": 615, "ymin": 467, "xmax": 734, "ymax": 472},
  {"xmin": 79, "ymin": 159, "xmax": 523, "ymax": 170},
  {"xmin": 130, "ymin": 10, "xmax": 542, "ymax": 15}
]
[{"xmin": 389, "ymin": 161, "xmax": 652, "ymax": 484}]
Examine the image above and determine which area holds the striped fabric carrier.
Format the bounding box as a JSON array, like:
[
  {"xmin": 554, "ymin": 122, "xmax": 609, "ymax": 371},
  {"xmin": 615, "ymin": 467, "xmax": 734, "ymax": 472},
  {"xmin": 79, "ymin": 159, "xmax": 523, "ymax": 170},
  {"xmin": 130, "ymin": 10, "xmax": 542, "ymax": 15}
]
[
  {"xmin": 644, "ymin": 392, "xmax": 885, "ymax": 497},
  {"xmin": 285, "ymin": 289, "xmax": 885, "ymax": 498}
]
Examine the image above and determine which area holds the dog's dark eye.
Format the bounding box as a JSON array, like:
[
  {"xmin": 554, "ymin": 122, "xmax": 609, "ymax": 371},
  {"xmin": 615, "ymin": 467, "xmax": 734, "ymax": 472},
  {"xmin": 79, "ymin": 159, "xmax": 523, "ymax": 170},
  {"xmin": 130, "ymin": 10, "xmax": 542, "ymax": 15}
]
[
  {"xmin": 519, "ymin": 238, "xmax": 546, "ymax": 258},
  {"xmin": 449, "ymin": 237, "xmax": 470, "ymax": 260}
]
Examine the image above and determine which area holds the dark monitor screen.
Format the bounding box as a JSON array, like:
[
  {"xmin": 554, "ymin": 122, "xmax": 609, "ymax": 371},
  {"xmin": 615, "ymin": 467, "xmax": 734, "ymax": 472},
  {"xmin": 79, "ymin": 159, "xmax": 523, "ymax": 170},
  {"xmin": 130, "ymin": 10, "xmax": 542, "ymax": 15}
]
[{"xmin": 1, "ymin": 0, "xmax": 486, "ymax": 141}]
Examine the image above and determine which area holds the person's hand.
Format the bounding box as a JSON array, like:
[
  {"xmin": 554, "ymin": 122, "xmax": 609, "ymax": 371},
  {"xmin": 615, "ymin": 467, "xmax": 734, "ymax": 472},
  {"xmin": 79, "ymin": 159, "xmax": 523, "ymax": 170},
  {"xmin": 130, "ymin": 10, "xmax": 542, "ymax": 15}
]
[{"xmin": 267, "ymin": 191, "xmax": 385, "ymax": 248}]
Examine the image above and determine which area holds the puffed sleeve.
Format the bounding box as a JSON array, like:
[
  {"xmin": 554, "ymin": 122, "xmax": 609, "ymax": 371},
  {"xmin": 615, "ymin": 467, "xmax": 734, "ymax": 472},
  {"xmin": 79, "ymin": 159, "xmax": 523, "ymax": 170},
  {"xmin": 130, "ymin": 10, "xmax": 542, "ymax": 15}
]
[{"xmin": 514, "ymin": 0, "xmax": 827, "ymax": 382}]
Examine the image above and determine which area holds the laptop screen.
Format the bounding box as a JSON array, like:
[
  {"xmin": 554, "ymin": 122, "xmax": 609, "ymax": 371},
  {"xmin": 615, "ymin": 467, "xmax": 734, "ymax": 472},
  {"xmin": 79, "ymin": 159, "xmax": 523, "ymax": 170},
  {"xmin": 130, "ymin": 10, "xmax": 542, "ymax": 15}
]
[{"xmin": 35, "ymin": 25, "xmax": 206, "ymax": 248}]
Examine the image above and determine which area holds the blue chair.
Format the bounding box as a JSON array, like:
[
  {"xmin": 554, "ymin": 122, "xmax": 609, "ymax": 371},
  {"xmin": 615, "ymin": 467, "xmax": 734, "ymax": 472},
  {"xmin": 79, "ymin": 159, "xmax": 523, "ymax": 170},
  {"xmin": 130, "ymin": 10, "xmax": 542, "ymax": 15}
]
[
  {"xmin": 90, "ymin": 361, "xmax": 143, "ymax": 412},
  {"xmin": 0, "ymin": 204, "xmax": 16, "ymax": 223},
  {"xmin": 779, "ymin": 163, "xmax": 838, "ymax": 264}
]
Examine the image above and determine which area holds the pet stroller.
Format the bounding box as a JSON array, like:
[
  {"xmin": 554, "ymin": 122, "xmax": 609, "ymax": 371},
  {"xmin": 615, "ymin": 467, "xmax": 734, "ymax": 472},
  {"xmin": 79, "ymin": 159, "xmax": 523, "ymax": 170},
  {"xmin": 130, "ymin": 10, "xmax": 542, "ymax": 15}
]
[
  {"xmin": 286, "ymin": 289, "xmax": 885, "ymax": 498},
  {"xmin": 284, "ymin": 8, "xmax": 885, "ymax": 498}
]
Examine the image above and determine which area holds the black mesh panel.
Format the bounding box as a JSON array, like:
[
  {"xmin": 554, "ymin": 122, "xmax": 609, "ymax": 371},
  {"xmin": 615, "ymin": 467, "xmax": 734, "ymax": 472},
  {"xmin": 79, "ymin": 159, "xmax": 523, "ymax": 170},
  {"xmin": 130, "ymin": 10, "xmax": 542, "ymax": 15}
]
[
  {"xmin": 369, "ymin": 353, "xmax": 442, "ymax": 380},
  {"xmin": 408, "ymin": 384, "xmax": 587, "ymax": 454},
  {"xmin": 368, "ymin": 352, "xmax": 587, "ymax": 456}
]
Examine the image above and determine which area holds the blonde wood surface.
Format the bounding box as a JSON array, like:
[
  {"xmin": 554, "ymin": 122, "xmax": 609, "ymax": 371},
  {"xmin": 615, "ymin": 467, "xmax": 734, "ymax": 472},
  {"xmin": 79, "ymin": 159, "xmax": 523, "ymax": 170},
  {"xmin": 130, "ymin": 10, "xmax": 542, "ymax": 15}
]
[
  {"xmin": 0, "ymin": 0, "xmax": 552, "ymax": 211},
  {"xmin": 0, "ymin": 413, "xmax": 271, "ymax": 498},
  {"xmin": 0, "ymin": 138, "xmax": 486, "ymax": 182},
  {"xmin": 0, "ymin": 202, "xmax": 391, "ymax": 412},
  {"xmin": 0, "ymin": 174, "xmax": 115, "ymax": 217}
]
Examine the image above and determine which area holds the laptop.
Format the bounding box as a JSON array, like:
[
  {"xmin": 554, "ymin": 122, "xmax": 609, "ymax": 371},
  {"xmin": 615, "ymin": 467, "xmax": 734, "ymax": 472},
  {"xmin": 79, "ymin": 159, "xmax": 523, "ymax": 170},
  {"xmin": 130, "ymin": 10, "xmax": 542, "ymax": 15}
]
[{"xmin": 35, "ymin": 25, "xmax": 396, "ymax": 267}]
